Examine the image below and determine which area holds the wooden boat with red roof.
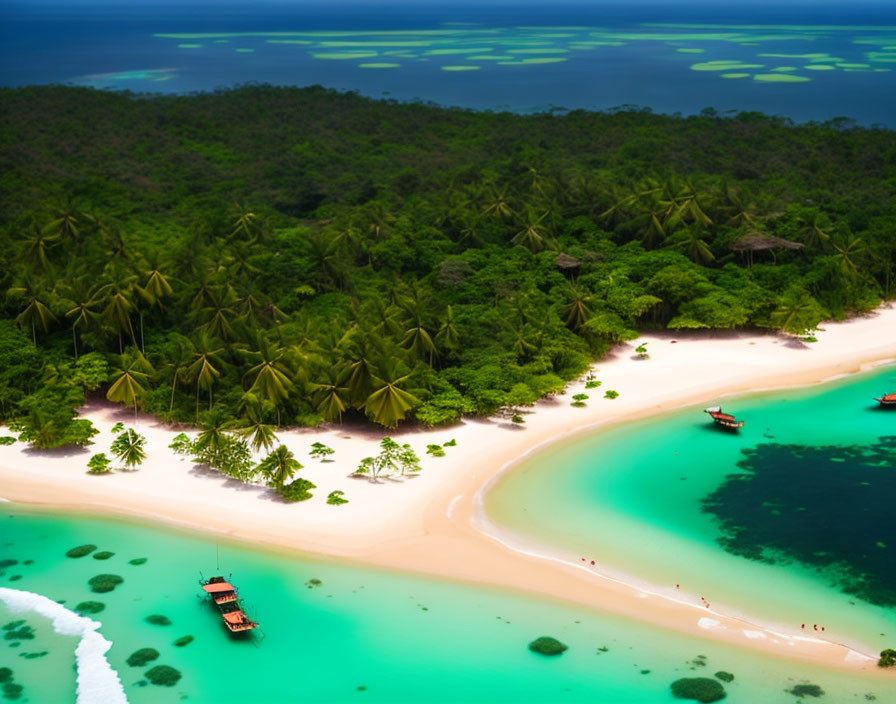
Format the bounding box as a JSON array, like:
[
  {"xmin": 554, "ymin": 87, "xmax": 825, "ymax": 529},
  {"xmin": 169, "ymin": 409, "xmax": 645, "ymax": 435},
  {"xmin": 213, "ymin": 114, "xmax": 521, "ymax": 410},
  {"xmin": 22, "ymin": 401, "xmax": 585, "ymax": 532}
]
[
  {"xmin": 704, "ymin": 406, "xmax": 745, "ymax": 430},
  {"xmin": 874, "ymin": 393, "xmax": 896, "ymax": 407},
  {"xmin": 201, "ymin": 575, "xmax": 259, "ymax": 634}
]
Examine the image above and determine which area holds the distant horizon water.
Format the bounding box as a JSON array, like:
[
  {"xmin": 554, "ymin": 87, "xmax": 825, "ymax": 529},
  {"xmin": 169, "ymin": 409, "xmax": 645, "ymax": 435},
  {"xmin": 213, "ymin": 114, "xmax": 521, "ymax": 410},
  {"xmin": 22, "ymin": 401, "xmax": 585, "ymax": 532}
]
[{"xmin": 2, "ymin": 2, "xmax": 895, "ymax": 125}]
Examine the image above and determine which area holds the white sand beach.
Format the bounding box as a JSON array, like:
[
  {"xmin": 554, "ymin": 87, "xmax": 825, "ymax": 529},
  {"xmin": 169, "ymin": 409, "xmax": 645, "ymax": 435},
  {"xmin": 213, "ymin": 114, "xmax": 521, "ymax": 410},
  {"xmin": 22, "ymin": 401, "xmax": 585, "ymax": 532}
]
[{"xmin": 2, "ymin": 305, "xmax": 896, "ymax": 673}]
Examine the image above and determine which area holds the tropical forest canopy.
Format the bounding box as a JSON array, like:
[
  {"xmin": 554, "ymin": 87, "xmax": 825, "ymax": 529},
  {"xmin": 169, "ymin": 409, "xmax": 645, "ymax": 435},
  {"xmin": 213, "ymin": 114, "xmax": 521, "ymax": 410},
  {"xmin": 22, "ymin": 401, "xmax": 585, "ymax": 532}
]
[{"xmin": 1, "ymin": 84, "xmax": 894, "ymax": 446}]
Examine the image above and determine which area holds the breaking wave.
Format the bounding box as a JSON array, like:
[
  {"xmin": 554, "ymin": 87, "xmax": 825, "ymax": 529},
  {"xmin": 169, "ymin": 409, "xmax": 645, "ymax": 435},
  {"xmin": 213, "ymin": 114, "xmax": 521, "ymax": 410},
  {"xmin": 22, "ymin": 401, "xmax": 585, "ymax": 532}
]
[{"xmin": 0, "ymin": 587, "xmax": 128, "ymax": 704}]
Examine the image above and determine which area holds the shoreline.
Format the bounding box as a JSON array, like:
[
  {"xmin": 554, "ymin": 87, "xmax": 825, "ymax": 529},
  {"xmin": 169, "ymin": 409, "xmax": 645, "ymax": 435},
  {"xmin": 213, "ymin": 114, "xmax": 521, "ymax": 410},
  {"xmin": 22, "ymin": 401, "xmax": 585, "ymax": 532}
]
[{"xmin": 2, "ymin": 306, "xmax": 896, "ymax": 674}]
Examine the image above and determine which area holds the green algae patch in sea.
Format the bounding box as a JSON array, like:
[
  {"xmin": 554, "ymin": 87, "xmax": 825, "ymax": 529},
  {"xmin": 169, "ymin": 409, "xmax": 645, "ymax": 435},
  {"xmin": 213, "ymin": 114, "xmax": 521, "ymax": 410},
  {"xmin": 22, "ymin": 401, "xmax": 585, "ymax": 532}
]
[
  {"xmin": 702, "ymin": 437, "xmax": 896, "ymax": 606},
  {"xmin": 65, "ymin": 545, "xmax": 96, "ymax": 558},
  {"xmin": 441, "ymin": 65, "xmax": 481, "ymax": 71},
  {"xmin": 145, "ymin": 614, "xmax": 172, "ymax": 626},
  {"xmin": 670, "ymin": 677, "xmax": 726, "ymax": 702},
  {"xmin": 753, "ymin": 73, "xmax": 811, "ymax": 82},
  {"xmin": 87, "ymin": 574, "xmax": 123, "ymax": 593},
  {"xmin": 177, "ymin": 44, "xmax": 203, "ymax": 49},
  {"xmin": 235, "ymin": 49, "xmax": 254, "ymax": 53},
  {"xmin": 520, "ymin": 57, "xmax": 568, "ymax": 64},
  {"xmin": 690, "ymin": 60, "xmax": 765, "ymax": 71},
  {"xmin": 128, "ymin": 557, "xmax": 147, "ymax": 565},
  {"xmin": 173, "ymin": 635, "xmax": 194, "ymax": 647},
  {"xmin": 74, "ymin": 601, "xmax": 104, "ymax": 615},
  {"xmin": 126, "ymin": 648, "xmax": 160, "ymax": 667},
  {"xmin": 0, "ymin": 560, "xmax": 17, "ymax": 569},
  {"xmin": 312, "ymin": 52, "xmax": 378, "ymax": 60},
  {"xmin": 676, "ymin": 48, "xmax": 706, "ymax": 53},
  {"xmin": 714, "ymin": 671, "xmax": 735, "ymax": 682},
  {"xmin": 92, "ymin": 551, "xmax": 114, "ymax": 560},
  {"xmin": 145, "ymin": 665, "xmax": 182, "ymax": 687},
  {"xmin": 358, "ymin": 63, "xmax": 401, "ymax": 69},
  {"xmin": 786, "ymin": 683, "xmax": 824, "ymax": 698},
  {"xmin": 528, "ymin": 636, "xmax": 568, "ymax": 656},
  {"xmin": 720, "ymin": 73, "xmax": 750, "ymax": 79},
  {"xmin": 805, "ymin": 65, "xmax": 836, "ymax": 70}
]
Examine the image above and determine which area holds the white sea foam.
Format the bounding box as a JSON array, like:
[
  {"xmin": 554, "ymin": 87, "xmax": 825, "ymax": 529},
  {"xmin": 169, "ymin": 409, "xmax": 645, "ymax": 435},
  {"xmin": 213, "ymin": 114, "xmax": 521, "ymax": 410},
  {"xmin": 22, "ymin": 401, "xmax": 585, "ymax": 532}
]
[{"xmin": 0, "ymin": 588, "xmax": 128, "ymax": 704}]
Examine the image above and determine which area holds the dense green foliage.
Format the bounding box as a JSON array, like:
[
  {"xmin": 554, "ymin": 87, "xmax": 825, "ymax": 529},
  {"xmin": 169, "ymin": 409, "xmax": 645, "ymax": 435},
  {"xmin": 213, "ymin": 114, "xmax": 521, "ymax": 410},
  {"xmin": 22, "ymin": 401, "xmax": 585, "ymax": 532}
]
[
  {"xmin": 1, "ymin": 85, "xmax": 894, "ymax": 436},
  {"xmin": 879, "ymin": 648, "xmax": 896, "ymax": 668}
]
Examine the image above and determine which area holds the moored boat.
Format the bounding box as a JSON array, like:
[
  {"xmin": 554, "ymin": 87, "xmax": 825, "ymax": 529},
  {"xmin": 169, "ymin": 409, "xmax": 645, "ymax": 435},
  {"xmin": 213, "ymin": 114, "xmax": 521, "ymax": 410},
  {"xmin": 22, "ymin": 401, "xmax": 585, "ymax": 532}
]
[
  {"xmin": 874, "ymin": 393, "xmax": 896, "ymax": 407},
  {"xmin": 704, "ymin": 406, "xmax": 745, "ymax": 430},
  {"xmin": 201, "ymin": 575, "xmax": 259, "ymax": 633}
]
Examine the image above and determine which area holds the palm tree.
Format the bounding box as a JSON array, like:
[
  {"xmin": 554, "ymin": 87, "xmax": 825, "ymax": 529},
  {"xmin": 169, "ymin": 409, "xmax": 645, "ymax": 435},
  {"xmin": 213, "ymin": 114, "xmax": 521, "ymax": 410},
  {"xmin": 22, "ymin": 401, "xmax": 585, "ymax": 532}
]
[
  {"xmin": 339, "ymin": 327, "xmax": 382, "ymax": 407},
  {"xmin": 435, "ymin": 305, "xmax": 460, "ymax": 353},
  {"xmin": 22, "ymin": 223, "xmax": 58, "ymax": 271},
  {"xmin": 560, "ymin": 283, "xmax": 594, "ymax": 330},
  {"xmin": 668, "ymin": 228, "xmax": 715, "ymax": 265},
  {"xmin": 186, "ymin": 333, "xmax": 226, "ymax": 419},
  {"xmin": 231, "ymin": 205, "xmax": 261, "ymax": 242},
  {"xmin": 240, "ymin": 336, "xmax": 294, "ymax": 425},
  {"xmin": 228, "ymin": 397, "xmax": 279, "ymax": 454},
  {"xmin": 161, "ymin": 333, "xmax": 194, "ymax": 415},
  {"xmin": 98, "ymin": 277, "xmax": 138, "ymax": 352},
  {"xmin": 481, "ymin": 187, "xmax": 514, "ymax": 219},
  {"xmin": 258, "ymin": 445, "xmax": 302, "ymax": 491},
  {"xmin": 107, "ymin": 350, "xmax": 154, "ymax": 420},
  {"xmin": 44, "ymin": 201, "xmax": 91, "ymax": 246},
  {"xmin": 399, "ymin": 307, "xmax": 436, "ymax": 365},
  {"xmin": 8, "ymin": 279, "xmax": 56, "ymax": 345},
  {"xmin": 364, "ymin": 358, "xmax": 421, "ymax": 428},
  {"xmin": 193, "ymin": 407, "xmax": 231, "ymax": 464},
  {"xmin": 59, "ymin": 279, "xmax": 102, "ymax": 359},
  {"xmin": 511, "ymin": 211, "xmax": 551, "ymax": 253},
  {"xmin": 307, "ymin": 368, "xmax": 349, "ymax": 423},
  {"xmin": 110, "ymin": 428, "xmax": 147, "ymax": 470},
  {"xmin": 831, "ymin": 233, "xmax": 867, "ymax": 281}
]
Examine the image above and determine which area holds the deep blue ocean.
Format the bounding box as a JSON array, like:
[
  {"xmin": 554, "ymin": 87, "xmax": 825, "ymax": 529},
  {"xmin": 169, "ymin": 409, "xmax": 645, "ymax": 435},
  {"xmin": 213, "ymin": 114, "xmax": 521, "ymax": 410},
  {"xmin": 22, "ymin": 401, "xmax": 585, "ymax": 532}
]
[{"xmin": 1, "ymin": 1, "xmax": 895, "ymax": 123}]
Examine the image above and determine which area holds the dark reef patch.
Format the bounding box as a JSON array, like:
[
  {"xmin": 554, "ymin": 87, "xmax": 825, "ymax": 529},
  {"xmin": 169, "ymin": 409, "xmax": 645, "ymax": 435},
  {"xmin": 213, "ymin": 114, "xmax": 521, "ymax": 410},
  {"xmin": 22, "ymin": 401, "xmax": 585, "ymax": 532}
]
[
  {"xmin": 145, "ymin": 614, "xmax": 172, "ymax": 626},
  {"xmin": 126, "ymin": 648, "xmax": 160, "ymax": 667},
  {"xmin": 670, "ymin": 677, "xmax": 726, "ymax": 702},
  {"xmin": 66, "ymin": 545, "xmax": 97, "ymax": 558},
  {"xmin": 173, "ymin": 635, "xmax": 194, "ymax": 647},
  {"xmin": 528, "ymin": 636, "xmax": 568, "ymax": 656},
  {"xmin": 702, "ymin": 437, "xmax": 896, "ymax": 606},
  {"xmin": 88, "ymin": 574, "xmax": 123, "ymax": 593},
  {"xmin": 145, "ymin": 665, "xmax": 181, "ymax": 687},
  {"xmin": 92, "ymin": 551, "xmax": 114, "ymax": 560},
  {"xmin": 74, "ymin": 601, "xmax": 105, "ymax": 615}
]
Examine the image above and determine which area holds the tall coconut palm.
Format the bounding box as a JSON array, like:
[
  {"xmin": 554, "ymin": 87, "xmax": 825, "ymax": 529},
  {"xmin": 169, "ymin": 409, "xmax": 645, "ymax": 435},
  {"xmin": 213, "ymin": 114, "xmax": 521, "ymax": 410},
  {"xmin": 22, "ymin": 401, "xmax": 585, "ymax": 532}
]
[
  {"xmin": 98, "ymin": 276, "xmax": 138, "ymax": 352},
  {"xmin": 511, "ymin": 211, "xmax": 551, "ymax": 253},
  {"xmin": 363, "ymin": 358, "xmax": 421, "ymax": 428},
  {"xmin": 307, "ymin": 368, "xmax": 349, "ymax": 423},
  {"xmin": 107, "ymin": 350, "xmax": 154, "ymax": 420},
  {"xmin": 186, "ymin": 333, "xmax": 226, "ymax": 419},
  {"xmin": 435, "ymin": 306, "xmax": 460, "ymax": 353},
  {"xmin": 240, "ymin": 336, "xmax": 294, "ymax": 425},
  {"xmin": 22, "ymin": 223, "xmax": 58, "ymax": 271},
  {"xmin": 560, "ymin": 283, "xmax": 594, "ymax": 330},
  {"xmin": 228, "ymin": 396, "xmax": 279, "ymax": 454},
  {"xmin": 59, "ymin": 279, "xmax": 102, "ymax": 359},
  {"xmin": 8, "ymin": 279, "xmax": 56, "ymax": 345}
]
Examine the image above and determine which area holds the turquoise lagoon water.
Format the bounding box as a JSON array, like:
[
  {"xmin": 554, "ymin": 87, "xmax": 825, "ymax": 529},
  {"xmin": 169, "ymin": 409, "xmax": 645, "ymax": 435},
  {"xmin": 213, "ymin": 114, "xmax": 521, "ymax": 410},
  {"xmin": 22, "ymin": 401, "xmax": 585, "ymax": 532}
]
[
  {"xmin": 486, "ymin": 364, "xmax": 896, "ymax": 658},
  {"xmin": 1, "ymin": 503, "xmax": 891, "ymax": 703}
]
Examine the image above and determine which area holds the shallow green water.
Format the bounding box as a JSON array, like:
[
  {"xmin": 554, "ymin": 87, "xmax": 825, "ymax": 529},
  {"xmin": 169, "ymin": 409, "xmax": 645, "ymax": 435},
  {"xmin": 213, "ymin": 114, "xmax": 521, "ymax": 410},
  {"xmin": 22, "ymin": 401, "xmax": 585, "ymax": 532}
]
[
  {"xmin": 486, "ymin": 365, "xmax": 896, "ymax": 656},
  {"xmin": 1, "ymin": 503, "xmax": 890, "ymax": 703}
]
